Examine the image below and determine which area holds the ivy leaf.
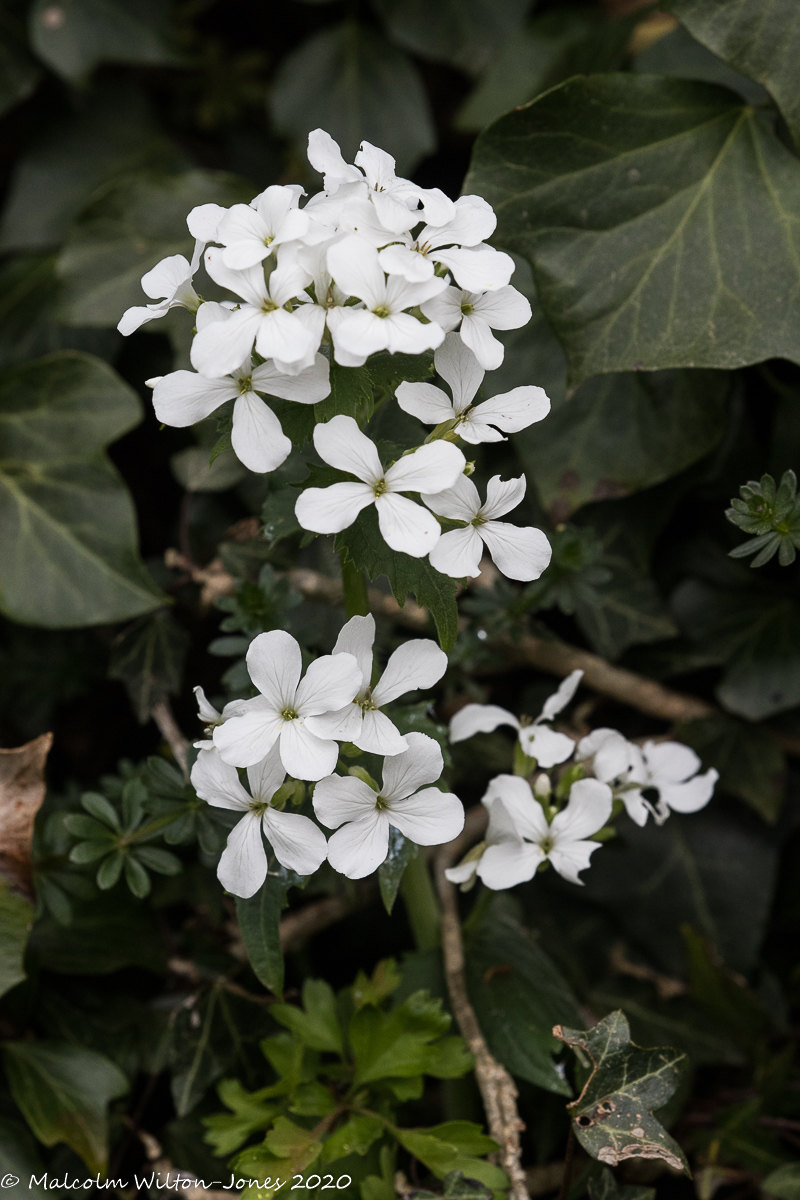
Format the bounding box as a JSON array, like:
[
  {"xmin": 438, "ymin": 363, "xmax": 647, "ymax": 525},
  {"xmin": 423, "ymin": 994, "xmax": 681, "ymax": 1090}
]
[
  {"xmin": 675, "ymin": 715, "xmax": 786, "ymax": 823},
  {"xmin": 370, "ymin": 0, "xmax": 530, "ymax": 75},
  {"xmin": 29, "ymin": 0, "xmax": 182, "ymax": 84},
  {"xmin": 466, "ymin": 75, "xmax": 800, "ymax": 383},
  {"xmin": 410, "ymin": 1171, "xmax": 494, "ymax": 1200},
  {"xmin": 0, "ymin": 352, "xmax": 163, "ymax": 627},
  {"xmin": 335, "ymin": 506, "xmax": 459, "ymax": 651},
  {"xmin": 668, "ymin": 0, "xmax": 800, "ymax": 149},
  {"xmin": 1, "ymin": 1041, "xmax": 129, "ymax": 1175},
  {"xmin": 554, "ymin": 1011, "xmax": 689, "ymax": 1173},
  {"xmin": 588, "ymin": 1167, "xmax": 655, "ymax": 1200},
  {"xmin": 108, "ymin": 610, "xmax": 189, "ymax": 724}
]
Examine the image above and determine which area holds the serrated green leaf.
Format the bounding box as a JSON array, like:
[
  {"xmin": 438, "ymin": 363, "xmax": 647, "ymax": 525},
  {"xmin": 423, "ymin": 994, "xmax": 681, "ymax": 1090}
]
[
  {"xmin": 203, "ymin": 1080, "xmax": 279, "ymax": 1157},
  {"xmin": 554, "ymin": 1010, "xmax": 689, "ymax": 1173},
  {"xmin": 271, "ymin": 978, "xmax": 343, "ymax": 1054},
  {"xmin": 393, "ymin": 1124, "xmax": 506, "ymax": 1190},
  {"xmin": 466, "ymin": 75, "xmax": 800, "ymax": 382},
  {"xmin": 350, "ymin": 990, "xmax": 471, "ymax": 1084},
  {"xmin": 335, "ymin": 506, "xmax": 459, "ymax": 650},
  {"xmin": 321, "ymin": 1114, "xmax": 383, "ymax": 1164}
]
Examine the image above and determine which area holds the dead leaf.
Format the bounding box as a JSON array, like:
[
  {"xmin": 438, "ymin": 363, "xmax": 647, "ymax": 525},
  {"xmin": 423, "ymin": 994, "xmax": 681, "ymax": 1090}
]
[{"xmin": 0, "ymin": 732, "xmax": 53, "ymax": 900}]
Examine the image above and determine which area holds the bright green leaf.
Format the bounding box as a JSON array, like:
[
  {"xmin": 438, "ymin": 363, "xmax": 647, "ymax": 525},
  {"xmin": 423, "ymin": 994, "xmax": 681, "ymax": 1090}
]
[
  {"xmin": 271, "ymin": 979, "xmax": 343, "ymax": 1054},
  {"xmin": 394, "ymin": 1125, "xmax": 506, "ymax": 1190},
  {"xmin": 203, "ymin": 1080, "xmax": 279, "ymax": 1157},
  {"xmin": 321, "ymin": 1114, "xmax": 383, "ymax": 1164},
  {"xmin": 350, "ymin": 990, "xmax": 472, "ymax": 1084}
]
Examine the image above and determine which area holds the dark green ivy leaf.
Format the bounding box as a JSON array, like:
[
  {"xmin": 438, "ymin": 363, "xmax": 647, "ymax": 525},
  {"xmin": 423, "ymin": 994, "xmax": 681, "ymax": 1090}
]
[
  {"xmin": 675, "ymin": 715, "xmax": 786, "ymax": 823},
  {"xmin": 108, "ymin": 609, "xmax": 189, "ymax": 723},
  {"xmin": 409, "ymin": 1170, "xmax": 493, "ymax": 1200},
  {"xmin": 588, "ymin": 1167, "xmax": 655, "ymax": 1200},
  {"xmin": 29, "ymin": 0, "xmax": 183, "ymax": 84}
]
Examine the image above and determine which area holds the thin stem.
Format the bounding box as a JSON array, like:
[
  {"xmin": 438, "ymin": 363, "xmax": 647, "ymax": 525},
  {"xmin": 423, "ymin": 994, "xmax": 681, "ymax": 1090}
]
[
  {"xmin": 340, "ymin": 551, "xmax": 370, "ymax": 618},
  {"xmin": 400, "ymin": 851, "xmax": 441, "ymax": 951}
]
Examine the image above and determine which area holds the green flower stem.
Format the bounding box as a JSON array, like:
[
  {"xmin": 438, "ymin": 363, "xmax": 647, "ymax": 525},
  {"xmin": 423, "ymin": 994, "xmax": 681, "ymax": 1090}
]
[
  {"xmin": 400, "ymin": 851, "xmax": 441, "ymax": 951},
  {"xmin": 340, "ymin": 551, "xmax": 369, "ymax": 618}
]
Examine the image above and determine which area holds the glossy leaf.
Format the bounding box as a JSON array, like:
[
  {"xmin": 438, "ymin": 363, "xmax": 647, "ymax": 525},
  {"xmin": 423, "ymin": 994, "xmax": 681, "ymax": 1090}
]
[
  {"xmin": 554, "ymin": 1011, "xmax": 689, "ymax": 1173},
  {"xmin": 0, "ymin": 352, "xmax": 163, "ymax": 627},
  {"xmin": 466, "ymin": 75, "xmax": 800, "ymax": 383}
]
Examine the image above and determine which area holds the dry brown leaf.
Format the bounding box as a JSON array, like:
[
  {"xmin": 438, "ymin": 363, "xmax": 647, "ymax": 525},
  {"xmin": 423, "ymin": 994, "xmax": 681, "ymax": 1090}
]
[{"xmin": 0, "ymin": 732, "xmax": 53, "ymax": 900}]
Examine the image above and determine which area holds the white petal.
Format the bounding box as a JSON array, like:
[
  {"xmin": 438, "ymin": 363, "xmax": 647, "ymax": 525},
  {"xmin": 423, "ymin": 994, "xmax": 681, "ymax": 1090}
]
[
  {"xmin": 478, "ymin": 840, "xmax": 544, "ymax": 890},
  {"xmin": 461, "ymin": 314, "xmax": 504, "ymax": 370},
  {"xmin": 219, "ymin": 204, "xmax": 273, "ymax": 269},
  {"xmin": 194, "ymin": 685, "xmax": 221, "ymax": 723},
  {"xmin": 417, "ymin": 186, "xmax": 455, "ymax": 227},
  {"xmin": 432, "ymin": 246, "xmax": 514, "ymax": 292},
  {"xmin": 254, "ymin": 309, "xmax": 313, "ymax": 366},
  {"xmin": 246, "ymin": 629, "xmax": 302, "ymax": 713},
  {"xmin": 279, "ymin": 721, "xmax": 339, "ymax": 782},
  {"xmin": 327, "ymin": 236, "xmax": 385, "ymax": 309},
  {"xmin": 266, "ymin": 249, "xmax": 313, "ymax": 307},
  {"xmin": 428, "ymin": 526, "xmax": 483, "ymax": 578},
  {"xmin": 217, "ymin": 812, "xmax": 268, "ymax": 898},
  {"xmin": 518, "ymin": 724, "xmax": 576, "ymax": 768},
  {"xmin": 304, "ymin": 703, "xmax": 363, "ymax": 744},
  {"xmin": 389, "ymin": 787, "xmax": 464, "ymax": 846},
  {"xmin": 420, "ymin": 287, "xmax": 464, "ymax": 333},
  {"xmin": 313, "ymin": 774, "xmax": 378, "ymax": 829},
  {"xmin": 354, "ymin": 709, "xmax": 409, "ymax": 756},
  {"xmin": 246, "ymin": 741, "xmax": 286, "ymax": 804},
  {"xmin": 445, "ymin": 860, "xmax": 479, "ymax": 884},
  {"xmin": 191, "ymin": 308, "xmax": 262, "ymax": 378},
  {"xmin": 213, "ymin": 701, "xmax": 283, "ymax": 768},
  {"xmin": 434, "ymin": 332, "xmax": 484, "ymax": 411},
  {"xmin": 307, "ymin": 129, "xmax": 362, "ymax": 189},
  {"xmin": 141, "ymin": 255, "xmax": 192, "ymax": 300},
  {"xmin": 383, "ymin": 312, "xmax": 445, "ymax": 356},
  {"xmin": 277, "ymin": 305, "xmax": 327, "ymax": 374},
  {"xmin": 196, "ymin": 300, "xmax": 234, "ymax": 331},
  {"xmin": 474, "ymin": 285, "xmax": 532, "ymax": 330},
  {"xmin": 252, "ymin": 354, "xmax": 330, "ymax": 404},
  {"xmin": 191, "ymin": 747, "xmax": 252, "ymax": 810},
  {"xmin": 117, "ymin": 301, "xmax": 168, "ymax": 335},
  {"xmin": 395, "ymin": 381, "xmax": 455, "ymax": 426},
  {"xmin": 642, "ymin": 740, "xmax": 702, "ymax": 784},
  {"xmin": 473, "ymin": 386, "xmax": 550, "ymax": 434},
  {"xmin": 333, "ymin": 614, "xmax": 375, "ymax": 689},
  {"xmin": 381, "ymin": 732, "xmax": 443, "ymax": 802},
  {"xmin": 187, "ymin": 202, "xmax": 227, "ymax": 242},
  {"xmin": 262, "ymin": 808, "xmax": 328, "ymax": 876},
  {"xmin": 480, "ymin": 521, "xmax": 552, "ymax": 582},
  {"xmin": 313, "ymin": 415, "xmax": 383, "ymax": 483},
  {"xmin": 594, "ymin": 734, "xmax": 638, "ymax": 784},
  {"xmin": 621, "ymin": 789, "xmax": 650, "ymax": 827},
  {"xmin": 326, "ymin": 813, "xmax": 390, "ymax": 879},
  {"xmin": 481, "ymin": 774, "xmax": 548, "ymax": 842},
  {"xmin": 375, "ymin": 493, "xmax": 442, "ymax": 557},
  {"xmin": 422, "ymin": 472, "xmax": 480, "ymax": 521},
  {"xmin": 385, "ymin": 441, "xmax": 466, "ymax": 494},
  {"xmin": 575, "ymin": 727, "xmax": 619, "ymax": 762},
  {"xmin": 371, "ymin": 189, "xmax": 418, "ymax": 235},
  {"xmin": 379, "ymin": 244, "xmax": 433, "ymax": 283},
  {"xmin": 204, "ymin": 247, "xmax": 266, "ymax": 307},
  {"xmin": 295, "ymin": 651, "xmax": 362, "ymax": 716},
  {"xmin": 295, "ymin": 481, "xmax": 375, "ymax": 534},
  {"xmin": 232, "ymin": 393, "xmax": 291, "ymax": 474},
  {"xmin": 423, "ymin": 195, "xmax": 496, "ymax": 249},
  {"xmin": 552, "ymin": 778, "xmax": 613, "ymax": 842},
  {"xmin": 450, "ymin": 704, "xmax": 519, "ymax": 743},
  {"xmin": 355, "ymin": 141, "xmax": 397, "ymax": 188},
  {"xmin": 329, "ymin": 308, "xmax": 389, "ymax": 360},
  {"xmin": 547, "ymin": 839, "xmax": 601, "ymax": 886},
  {"xmin": 539, "ymin": 670, "xmax": 585, "ymax": 722},
  {"xmin": 659, "ymin": 769, "xmax": 718, "ymax": 814},
  {"xmin": 372, "ymin": 639, "xmax": 447, "ymax": 706},
  {"xmin": 152, "ymin": 371, "xmax": 237, "ymax": 428},
  {"xmin": 457, "ymin": 416, "xmax": 505, "ymax": 445}
]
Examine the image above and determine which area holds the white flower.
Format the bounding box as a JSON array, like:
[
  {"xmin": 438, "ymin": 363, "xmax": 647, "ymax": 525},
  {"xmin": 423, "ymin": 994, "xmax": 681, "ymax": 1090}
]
[
  {"xmin": 577, "ymin": 730, "xmax": 718, "ymax": 826},
  {"xmin": 309, "ymin": 614, "xmax": 447, "ymax": 755},
  {"xmin": 423, "ymin": 473, "xmax": 551, "ymax": 582},
  {"xmin": 325, "ymin": 236, "xmax": 448, "ymax": 365},
  {"xmin": 421, "ymin": 284, "xmax": 531, "ymax": 370},
  {"xmin": 191, "ymin": 745, "xmax": 327, "ymax": 897},
  {"xmin": 379, "ymin": 196, "xmax": 513, "ymax": 291},
  {"xmin": 117, "ymin": 249, "xmax": 202, "ymax": 336},
  {"xmin": 149, "ymin": 310, "xmax": 330, "ymax": 474},
  {"xmin": 307, "ymin": 129, "xmax": 366, "ymax": 194},
  {"xmin": 187, "ymin": 203, "xmax": 229, "ymax": 244},
  {"xmin": 217, "ymin": 185, "xmax": 310, "ymax": 270},
  {"xmin": 313, "ymin": 732, "xmax": 464, "ymax": 879},
  {"xmin": 192, "ymin": 686, "xmax": 249, "ymax": 749},
  {"xmin": 190, "ymin": 246, "xmax": 314, "ymax": 377},
  {"xmin": 449, "ymin": 670, "xmax": 583, "ymax": 768},
  {"xmin": 474, "ymin": 774, "xmax": 612, "ymax": 888},
  {"xmin": 213, "ymin": 630, "xmax": 362, "ymax": 780},
  {"xmin": 294, "ymin": 415, "xmax": 466, "ymax": 557},
  {"xmin": 396, "ymin": 334, "xmax": 549, "ymax": 445}
]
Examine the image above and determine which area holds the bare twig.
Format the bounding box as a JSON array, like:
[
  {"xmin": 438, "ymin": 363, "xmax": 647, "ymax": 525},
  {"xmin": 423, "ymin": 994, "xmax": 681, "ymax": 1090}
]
[
  {"xmin": 435, "ymin": 808, "xmax": 528, "ymax": 1200},
  {"xmin": 151, "ymin": 699, "xmax": 190, "ymax": 779},
  {"xmin": 134, "ymin": 1128, "xmax": 232, "ymax": 1198}
]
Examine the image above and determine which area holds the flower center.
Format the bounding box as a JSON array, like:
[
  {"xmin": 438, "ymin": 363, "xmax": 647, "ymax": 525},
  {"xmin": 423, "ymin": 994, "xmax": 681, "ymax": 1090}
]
[
  {"xmin": 461, "ymin": 302, "xmax": 475, "ymax": 316},
  {"xmin": 263, "ymin": 235, "xmax": 274, "ymax": 247},
  {"xmin": 539, "ymin": 835, "xmax": 555, "ymax": 855},
  {"xmin": 358, "ymin": 694, "xmax": 377, "ymax": 712},
  {"xmin": 471, "ymin": 514, "xmax": 487, "ymax": 527},
  {"xmin": 281, "ymin": 707, "xmax": 299, "ymax": 722},
  {"xmin": 237, "ymin": 375, "xmax": 252, "ymax": 394},
  {"xmin": 250, "ymin": 799, "xmax": 270, "ymax": 815},
  {"xmin": 373, "ymin": 478, "xmax": 388, "ymax": 497},
  {"xmin": 374, "ymin": 795, "xmax": 390, "ymax": 811},
  {"xmin": 261, "ymin": 299, "xmax": 278, "ymax": 313},
  {"xmin": 373, "ymin": 305, "xmax": 391, "ymax": 318}
]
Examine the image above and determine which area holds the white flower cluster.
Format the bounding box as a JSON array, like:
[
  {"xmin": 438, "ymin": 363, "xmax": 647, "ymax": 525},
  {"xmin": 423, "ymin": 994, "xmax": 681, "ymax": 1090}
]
[
  {"xmin": 446, "ymin": 671, "xmax": 718, "ymax": 891},
  {"xmin": 191, "ymin": 619, "xmax": 464, "ymax": 896},
  {"xmin": 118, "ymin": 131, "xmax": 552, "ymax": 581}
]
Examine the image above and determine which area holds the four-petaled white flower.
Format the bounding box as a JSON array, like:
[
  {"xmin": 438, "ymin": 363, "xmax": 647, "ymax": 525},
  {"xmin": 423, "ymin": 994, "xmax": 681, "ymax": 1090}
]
[
  {"xmin": 449, "ymin": 670, "xmax": 583, "ymax": 768},
  {"xmin": 148, "ymin": 307, "xmax": 330, "ymax": 474},
  {"xmin": 117, "ymin": 249, "xmax": 202, "ymax": 336},
  {"xmin": 309, "ymin": 614, "xmax": 447, "ymax": 756},
  {"xmin": 397, "ymin": 334, "xmax": 550, "ymax": 445},
  {"xmin": 213, "ymin": 629, "xmax": 362, "ymax": 780},
  {"xmin": 295, "ymin": 415, "xmax": 466, "ymax": 557},
  {"xmin": 470, "ymin": 774, "xmax": 613, "ymax": 889},
  {"xmin": 378, "ymin": 196, "xmax": 513, "ymax": 291},
  {"xmin": 191, "ymin": 247, "xmax": 314, "ymax": 377},
  {"xmin": 217, "ymin": 185, "xmax": 310, "ymax": 270},
  {"xmin": 576, "ymin": 729, "xmax": 718, "ymax": 826},
  {"xmin": 326, "ymin": 236, "xmax": 448, "ymax": 366},
  {"xmin": 191, "ymin": 744, "xmax": 327, "ymax": 897},
  {"xmin": 423, "ymin": 473, "xmax": 551, "ymax": 582},
  {"xmin": 354, "ymin": 141, "xmax": 454, "ymax": 232},
  {"xmin": 192, "ymin": 686, "xmax": 248, "ymax": 749},
  {"xmin": 314, "ymin": 732, "xmax": 464, "ymax": 879},
  {"xmin": 421, "ymin": 284, "xmax": 531, "ymax": 370}
]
